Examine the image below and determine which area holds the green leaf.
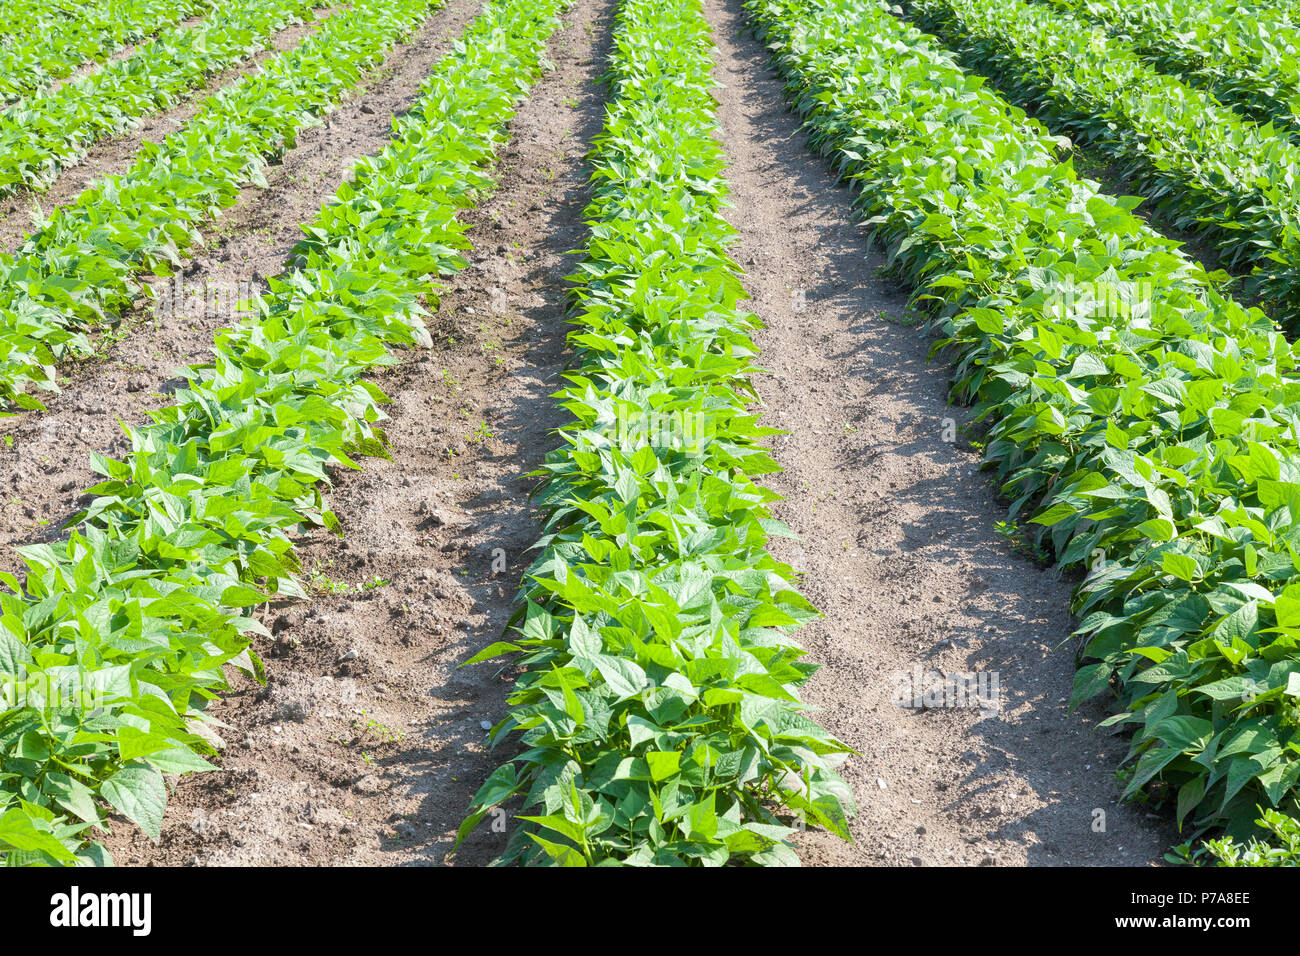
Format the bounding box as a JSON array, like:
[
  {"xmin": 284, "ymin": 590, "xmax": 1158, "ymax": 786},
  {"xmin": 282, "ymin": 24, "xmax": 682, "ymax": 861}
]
[
  {"xmin": 101, "ymin": 764, "xmax": 167, "ymax": 841},
  {"xmin": 463, "ymin": 642, "xmax": 522, "ymax": 666},
  {"xmin": 527, "ymin": 832, "xmax": 587, "ymax": 866},
  {"xmin": 646, "ymin": 751, "xmax": 681, "ymax": 783}
]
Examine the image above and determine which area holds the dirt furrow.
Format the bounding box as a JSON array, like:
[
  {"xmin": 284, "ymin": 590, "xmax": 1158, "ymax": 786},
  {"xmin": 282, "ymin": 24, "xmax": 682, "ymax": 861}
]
[
  {"xmin": 0, "ymin": 0, "xmax": 482, "ymax": 576},
  {"xmin": 0, "ymin": 5, "xmax": 343, "ymax": 253},
  {"xmin": 703, "ymin": 0, "xmax": 1175, "ymax": 866},
  {"xmin": 106, "ymin": 0, "xmax": 614, "ymax": 866}
]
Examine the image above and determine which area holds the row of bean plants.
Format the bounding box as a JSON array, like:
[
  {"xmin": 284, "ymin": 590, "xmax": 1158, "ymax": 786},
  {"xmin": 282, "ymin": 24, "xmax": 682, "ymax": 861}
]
[
  {"xmin": 0, "ymin": 0, "xmax": 215, "ymax": 104},
  {"xmin": 459, "ymin": 0, "xmax": 855, "ymax": 867},
  {"xmin": 0, "ymin": 0, "xmax": 444, "ymax": 414},
  {"xmin": 0, "ymin": 0, "xmax": 326, "ymax": 198},
  {"xmin": 903, "ymin": 0, "xmax": 1300, "ymax": 330},
  {"xmin": 1036, "ymin": 0, "xmax": 1300, "ymax": 136}
]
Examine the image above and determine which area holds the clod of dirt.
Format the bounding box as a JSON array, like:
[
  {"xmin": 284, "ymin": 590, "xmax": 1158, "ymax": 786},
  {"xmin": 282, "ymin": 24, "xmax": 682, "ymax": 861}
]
[{"xmin": 416, "ymin": 500, "xmax": 454, "ymax": 527}]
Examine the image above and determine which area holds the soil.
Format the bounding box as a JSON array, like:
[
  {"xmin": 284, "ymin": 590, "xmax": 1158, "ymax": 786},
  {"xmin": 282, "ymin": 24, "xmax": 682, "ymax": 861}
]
[{"xmin": 3, "ymin": 0, "xmax": 1180, "ymax": 867}]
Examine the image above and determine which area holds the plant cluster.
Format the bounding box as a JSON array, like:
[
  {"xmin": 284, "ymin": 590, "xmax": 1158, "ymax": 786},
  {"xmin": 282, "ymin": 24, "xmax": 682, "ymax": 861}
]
[
  {"xmin": 459, "ymin": 0, "xmax": 855, "ymax": 867},
  {"xmin": 1194, "ymin": 808, "xmax": 1300, "ymax": 865},
  {"xmin": 0, "ymin": 0, "xmax": 215, "ymax": 104},
  {"xmin": 1035, "ymin": 0, "xmax": 1300, "ymax": 136},
  {"xmin": 0, "ymin": 0, "xmax": 325, "ymax": 198},
  {"xmin": 903, "ymin": 0, "xmax": 1300, "ymax": 329},
  {"xmin": 746, "ymin": 0, "xmax": 1300, "ymax": 851},
  {"xmin": 0, "ymin": 0, "xmax": 567, "ymax": 865},
  {"xmin": 0, "ymin": 0, "xmax": 446, "ymax": 415}
]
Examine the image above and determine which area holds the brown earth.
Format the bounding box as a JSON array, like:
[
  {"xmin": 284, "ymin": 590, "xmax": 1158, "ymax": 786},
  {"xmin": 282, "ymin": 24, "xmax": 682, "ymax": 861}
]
[{"xmin": 5, "ymin": 0, "xmax": 1180, "ymax": 867}]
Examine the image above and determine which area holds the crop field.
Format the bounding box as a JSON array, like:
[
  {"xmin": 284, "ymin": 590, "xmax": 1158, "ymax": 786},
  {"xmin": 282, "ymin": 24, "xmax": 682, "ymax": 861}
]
[{"xmin": 0, "ymin": 0, "xmax": 1298, "ymax": 871}]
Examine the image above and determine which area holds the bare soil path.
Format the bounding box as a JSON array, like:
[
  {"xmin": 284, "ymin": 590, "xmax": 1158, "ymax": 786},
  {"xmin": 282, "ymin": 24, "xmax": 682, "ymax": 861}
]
[
  {"xmin": 106, "ymin": 0, "xmax": 614, "ymax": 866},
  {"xmin": 703, "ymin": 0, "xmax": 1173, "ymax": 865}
]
